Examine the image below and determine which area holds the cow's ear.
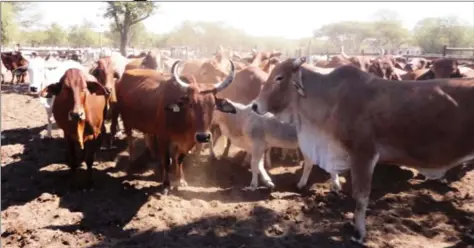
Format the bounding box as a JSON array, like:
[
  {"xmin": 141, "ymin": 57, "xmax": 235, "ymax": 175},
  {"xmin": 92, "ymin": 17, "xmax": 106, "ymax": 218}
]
[
  {"xmin": 215, "ymin": 97, "xmax": 236, "ymax": 114},
  {"xmin": 87, "ymin": 81, "xmax": 110, "ymax": 96},
  {"xmin": 39, "ymin": 83, "xmax": 62, "ymax": 98}
]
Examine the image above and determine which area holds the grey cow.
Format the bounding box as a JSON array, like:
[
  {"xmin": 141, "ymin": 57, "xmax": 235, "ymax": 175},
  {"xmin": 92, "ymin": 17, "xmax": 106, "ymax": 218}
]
[{"xmin": 212, "ymin": 99, "xmax": 342, "ymax": 191}]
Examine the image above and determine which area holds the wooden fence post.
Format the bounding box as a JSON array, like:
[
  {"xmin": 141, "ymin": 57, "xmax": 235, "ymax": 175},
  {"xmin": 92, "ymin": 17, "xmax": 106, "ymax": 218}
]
[{"xmin": 442, "ymin": 45, "xmax": 447, "ymax": 57}]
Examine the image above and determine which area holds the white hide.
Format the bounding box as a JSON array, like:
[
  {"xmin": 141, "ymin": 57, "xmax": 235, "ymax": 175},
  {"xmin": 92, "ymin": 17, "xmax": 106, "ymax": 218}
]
[{"xmin": 27, "ymin": 58, "xmax": 85, "ymax": 138}]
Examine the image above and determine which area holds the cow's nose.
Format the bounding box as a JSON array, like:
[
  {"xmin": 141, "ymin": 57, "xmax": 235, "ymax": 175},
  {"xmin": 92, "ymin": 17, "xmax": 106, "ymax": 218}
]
[
  {"xmin": 30, "ymin": 86, "xmax": 38, "ymax": 93},
  {"xmin": 251, "ymin": 103, "xmax": 258, "ymax": 113},
  {"xmin": 68, "ymin": 111, "xmax": 84, "ymax": 121},
  {"xmin": 195, "ymin": 132, "xmax": 211, "ymax": 143},
  {"xmin": 105, "ymin": 87, "xmax": 112, "ymax": 95}
]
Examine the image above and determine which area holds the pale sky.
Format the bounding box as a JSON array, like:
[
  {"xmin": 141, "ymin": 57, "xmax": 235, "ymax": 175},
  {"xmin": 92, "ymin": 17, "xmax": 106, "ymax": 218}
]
[{"xmin": 32, "ymin": 1, "xmax": 474, "ymax": 39}]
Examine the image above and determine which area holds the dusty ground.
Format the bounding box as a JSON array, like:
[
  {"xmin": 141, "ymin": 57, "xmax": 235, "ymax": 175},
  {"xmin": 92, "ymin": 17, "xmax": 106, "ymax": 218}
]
[{"xmin": 1, "ymin": 80, "xmax": 474, "ymax": 248}]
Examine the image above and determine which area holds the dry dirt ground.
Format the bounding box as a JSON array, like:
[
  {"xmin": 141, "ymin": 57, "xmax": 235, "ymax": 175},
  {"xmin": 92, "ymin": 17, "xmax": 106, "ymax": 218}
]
[{"xmin": 1, "ymin": 80, "xmax": 474, "ymax": 248}]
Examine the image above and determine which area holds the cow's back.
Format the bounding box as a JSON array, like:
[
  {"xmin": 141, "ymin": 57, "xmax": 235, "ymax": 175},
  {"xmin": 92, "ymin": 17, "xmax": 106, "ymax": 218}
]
[
  {"xmin": 115, "ymin": 69, "xmax": 180, "ymax": 135},
  {"xmin": 336, "ymin": 76, "xmax": 474, "ymax": 167},
  {"xmin": 217, "ymin": 65, "xmax": 267, "ymax": 104}
]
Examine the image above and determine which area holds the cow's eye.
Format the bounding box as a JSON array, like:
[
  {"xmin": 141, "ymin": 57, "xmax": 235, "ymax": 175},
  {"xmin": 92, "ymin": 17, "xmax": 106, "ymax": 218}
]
[{"xmin": 275, "ymin": 75, "xmax": 284, "ymax": 82}]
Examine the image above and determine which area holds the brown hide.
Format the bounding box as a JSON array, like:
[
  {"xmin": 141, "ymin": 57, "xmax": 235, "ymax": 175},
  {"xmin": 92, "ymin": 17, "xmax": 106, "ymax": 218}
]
[
  {"xmin": 113, "ymin": 61, "xmax": 236, "ymax": 193},
  {"xmin": 1, "ymin": 51, "xmax": 29, "ymax": 83},
  {"xmin": 253, "ymin": 58, "xmax": 474, "ymax": 242},
  {"xmin": 39, "ymin": 68, "xmax": 108, "ymax": 184},
  {"xmin": 368, "ymin": 58, "xmax": 402, "ymax": 80}
]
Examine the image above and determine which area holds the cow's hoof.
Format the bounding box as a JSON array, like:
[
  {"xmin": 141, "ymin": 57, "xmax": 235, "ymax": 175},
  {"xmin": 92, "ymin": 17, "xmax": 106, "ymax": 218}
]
[
  {"xmin": 178, "ymin": 179, "xmax": 188, "ymax": 188},
  {"xmin": 296, "ymin": 181, "xmax": 307, "ymax": 190},
  {"xmin": 295, "ymin": 184, "xmax": 311, "ymax": 194},
  {"xmin": 330, "ymin": 182, "xmax": 342, "ymax": 193},
  {"xmin": 243, "ymin": 184, "xmax": 258, "ymax": 191},
  {"xmin": 161, "ymin": 187, "xmax": 170, "ymax": 196},
  {"xmin": 263, "ymin": 180, "xmax": 275, "ymax": 190},
  {"xmin": 350, "ymin": 236, "xmax": 366, "ymax": 247}
]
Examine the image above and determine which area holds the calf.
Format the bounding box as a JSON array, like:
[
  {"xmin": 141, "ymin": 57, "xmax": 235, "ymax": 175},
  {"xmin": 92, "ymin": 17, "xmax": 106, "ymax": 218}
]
[
  {"xmin": 213, "ymin": 99, "xmax": 341, "ymax": 191},
  {"xmin": 39, "ymin": 68, "xmax": 109, "ymax": 186}
]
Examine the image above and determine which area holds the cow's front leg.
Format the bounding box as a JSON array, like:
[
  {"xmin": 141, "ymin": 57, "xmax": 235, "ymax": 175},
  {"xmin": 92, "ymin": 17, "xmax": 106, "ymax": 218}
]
[
  {"xmin": 44, "ymin": 107, "xmax": 54, "ymax": 138},
  {"xmin": 245, "ymin": 145, "xmax": 274, "ymax": 191},
  {"xmin": 349, "ymin": 152, "xmax": 379, "ymax": 245},
  {"xmin": 157, "ymin": 140, "xmax": 172, "ymax": 195},
  {"xmin": 172, "ymin": 152, "xmax": 188, "ymax": 188},
  {"xmin": 297, "ymin": 155, "xmax": 314, "ymax": 190}
]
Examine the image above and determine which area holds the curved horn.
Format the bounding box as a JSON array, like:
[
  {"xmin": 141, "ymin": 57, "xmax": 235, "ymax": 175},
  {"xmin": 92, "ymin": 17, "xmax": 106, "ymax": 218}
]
[
  {"xmin": 340, "ymin": 45, "xmax": 350, "ymax": 59},
  {"xmin": 171, "ymin": 60, "xmax": 190, "ymax": 89},
  {"xmin": 211, "ymin": 60, "xmax": 235, "ymax": 93}
]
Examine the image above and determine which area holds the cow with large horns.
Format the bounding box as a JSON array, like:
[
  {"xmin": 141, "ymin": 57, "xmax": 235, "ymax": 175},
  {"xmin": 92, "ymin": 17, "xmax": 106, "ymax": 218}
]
[
  {"xmin": 111, "ymin": 60, "xmax": 237, "ymax": 195},
  {"xmin": 251, "ymin": 56, "xmax": 474, "ymax": 245}
]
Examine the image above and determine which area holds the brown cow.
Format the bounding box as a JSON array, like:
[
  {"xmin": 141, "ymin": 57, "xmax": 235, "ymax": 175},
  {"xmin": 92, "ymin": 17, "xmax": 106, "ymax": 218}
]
[
  {"xmin": 90, "ymin": 57, "xmax": 122, "ymax": 146},
  {"xmin": 1, "ymin": 51, "xmax": 29, "ymax": 84},
  {"xmin": 112, "ymin": 60, "xmax": 237, "ymax": 195},
  {"xmin": 411, "ymin": 58, "xmax": 464, "ymax": 81},
  {"xmin": 313, "ymin": 46, "xmax": 377, "ymax": 72},
  {"xmin": 367, "ymin": 57, "xmax": 402, "ymax": 80},
  {"xmin": 401, "ymin": 68, "xmax": 430, "ymax": 80},
  {"xmin": 404, "ymin": 57, "xmax": 431, "ymax": 72},
  {"xmin": 39, "ymin": 68, "xmax": 109, "ymax": 187},
  {"xmin": 251, "ymin": 57, "xmax": 474, "ymax": 244}
]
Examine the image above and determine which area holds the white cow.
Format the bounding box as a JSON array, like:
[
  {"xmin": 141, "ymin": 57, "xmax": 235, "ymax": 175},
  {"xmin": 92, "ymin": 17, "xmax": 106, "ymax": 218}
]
[
  {"xmin": 28, "ymin": 57, "xmax": 86, "ymax": 138},
  {"xmin": 213, "ymin": 99, "xmax": 341, "ymax": 191}
]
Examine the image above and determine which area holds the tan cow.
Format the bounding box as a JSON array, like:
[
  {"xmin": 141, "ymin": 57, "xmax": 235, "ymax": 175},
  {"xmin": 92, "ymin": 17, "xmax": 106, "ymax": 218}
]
[{"xmin": 251, "ymin": 57, "xmax": 474, "ymax": 244}]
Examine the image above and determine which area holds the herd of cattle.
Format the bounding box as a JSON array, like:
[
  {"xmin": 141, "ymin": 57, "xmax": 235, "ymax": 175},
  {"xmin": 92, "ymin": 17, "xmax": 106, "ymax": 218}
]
[{"xmin": 2, "ymin": 46, "xmax": 474, "ymax": 244}]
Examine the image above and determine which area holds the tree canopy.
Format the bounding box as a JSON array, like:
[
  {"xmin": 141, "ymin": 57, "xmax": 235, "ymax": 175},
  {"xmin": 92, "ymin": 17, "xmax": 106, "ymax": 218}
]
[
  {"xmin": 2, "ymin": 5, "xmax": 473, "ymax": 55},
  {"xmin": 103, "ymin": 1, "xmax": 158, "ymax": 55}
]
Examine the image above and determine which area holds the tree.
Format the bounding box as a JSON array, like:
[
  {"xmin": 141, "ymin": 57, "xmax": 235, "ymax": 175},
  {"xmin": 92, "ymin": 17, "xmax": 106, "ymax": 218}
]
[
  {"xmin": 413, "ymin": 16, "xmax": 473, "ymax": 53},
  {"xmin": 0, "ymin": 2, "xmax": 17, "ymax": 44},
  {"xmin": 44, "ymin": 23, "xmax": 68, "ymax": 46},
  {"xmin": 103, "ymin": 2, "xmax": 158, "ymax": 55},
  {"xmin": 313, "ymin": 21, "xmax": 374, "ymax": 52},
  {"xmin": 370, "ymin": 9, "xmax": 411, "ymax": 52},
  {"xmin": 68, "ymin": 20, "xmax": 100, "ymax": 47},
  {"xmin": 106, "ymin": 22, "xmax": 152, "ymax": 49}
]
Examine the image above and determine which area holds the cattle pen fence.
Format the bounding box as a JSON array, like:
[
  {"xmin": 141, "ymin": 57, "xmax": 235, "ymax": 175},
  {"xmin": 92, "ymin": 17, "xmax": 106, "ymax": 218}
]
[
  {"xmin": 286, "ymin": 44, "xmax": 474, "ymax": 63},
  {"xmin": 3, "ymin": 44, "xmax": 474, "ymax": 64}
]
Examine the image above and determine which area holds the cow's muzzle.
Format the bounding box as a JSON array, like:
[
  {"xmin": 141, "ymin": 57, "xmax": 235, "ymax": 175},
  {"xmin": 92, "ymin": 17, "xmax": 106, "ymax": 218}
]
[
  {"xmin": 68, "ymin": 111, "xmax": 85, "ymax": 121},
  {"xmin": 195, "ymin": 132, "xmax": 211, "ymax": 143}
]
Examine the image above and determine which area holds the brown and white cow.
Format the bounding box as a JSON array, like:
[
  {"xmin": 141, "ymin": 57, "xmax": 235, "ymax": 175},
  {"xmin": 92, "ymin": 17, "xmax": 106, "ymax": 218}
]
[
  {"xmin": 404, "ymin": 57, "xmax": 431, "ymax": 72},
  {"xmin": 111, "ymin": 60, "xmax": 237, "ymax": 195},
  {"xmin": 251, "ymin": 57, "xmax": 474, "ymax": 244},
  {"xmin": 1, "ymin": 51, "xmax": 29, "ymax": 84},
  {"xmin": 39, "ymin": 68, "xmax": 109, "ymax": 187},
  {"xmin": 367, "ymin": 57, "xmax": 403, "ymax": 80},
  {"xmin": 408, "ymin": 58, "xmax": 465, "ymax": 81}
]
